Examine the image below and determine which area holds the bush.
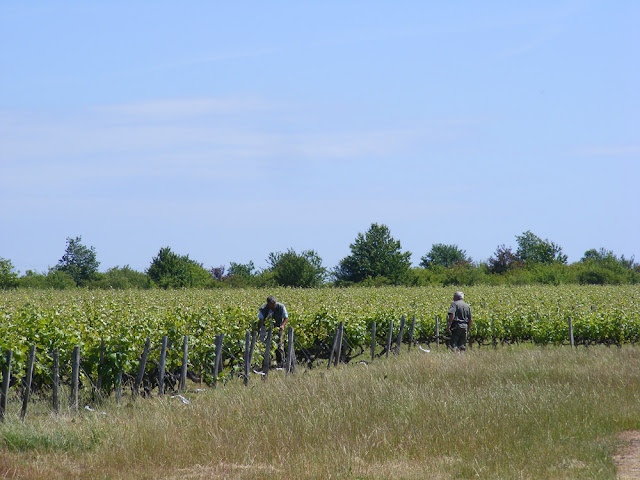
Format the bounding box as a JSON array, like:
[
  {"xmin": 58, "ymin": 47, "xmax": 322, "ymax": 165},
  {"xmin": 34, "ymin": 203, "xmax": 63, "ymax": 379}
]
[
  {"xmin": 0, "ymin": 257, "xmax": 19, "ymax": 289},
  {"xmin": 89, "ymin": 266, "xmax": 151, "ymax": 289},
  {"xmin": 19, "ymin": 269, "xmax": 79, "ymax": 289},
  {"xmin": 146, "ymin": 247, "xmax": 213, "ymax": 288}
]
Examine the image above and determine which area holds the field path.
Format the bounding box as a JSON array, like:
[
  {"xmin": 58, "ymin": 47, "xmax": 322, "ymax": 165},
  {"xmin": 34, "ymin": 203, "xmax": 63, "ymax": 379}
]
[{"xmin": 614, "ymin": 431, "xmax": 640, "ymax": 479}]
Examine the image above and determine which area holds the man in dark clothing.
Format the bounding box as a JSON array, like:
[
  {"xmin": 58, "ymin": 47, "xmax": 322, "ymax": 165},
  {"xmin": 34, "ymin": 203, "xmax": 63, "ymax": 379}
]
[
  {"xmin": 446, "ymin": 291, "xmax": 472, "ymax": 351},
  {"xmin": 258, "ymin": 295, "xmax": 289, "ymax": 367}
]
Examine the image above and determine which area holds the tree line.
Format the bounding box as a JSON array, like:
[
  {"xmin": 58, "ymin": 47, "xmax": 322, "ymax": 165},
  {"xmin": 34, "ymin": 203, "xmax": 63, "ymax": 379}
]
[{"xmin": 1, "ymin": 223, "xmax": 638, "ymax": 289}]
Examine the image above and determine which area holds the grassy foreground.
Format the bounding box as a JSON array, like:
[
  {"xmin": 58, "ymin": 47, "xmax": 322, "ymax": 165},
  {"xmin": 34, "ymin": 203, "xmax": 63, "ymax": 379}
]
[{"xmin": 1, "ymin": 345, "xmax": 639, "ymax": 479}]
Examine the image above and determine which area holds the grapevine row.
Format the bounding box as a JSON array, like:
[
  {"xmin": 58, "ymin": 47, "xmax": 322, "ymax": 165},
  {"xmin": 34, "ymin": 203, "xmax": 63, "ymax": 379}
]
[{"xmin": 0, "ymin": 286, "xmax": 638, "ymax": 396}]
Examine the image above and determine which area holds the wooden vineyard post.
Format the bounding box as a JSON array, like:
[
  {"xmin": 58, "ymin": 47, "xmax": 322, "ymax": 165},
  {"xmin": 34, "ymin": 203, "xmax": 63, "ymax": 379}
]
[
  {"xmin": 96, "ymin": 339, "xmax": 105, "ymax": 395},
  {"xmin": 247, "ymin": 332, "xmax": 257, "ymax": 383},
  {"xmin": 286, "ymin": 327, "xmax": 296, "ymax": 374},
  {"xmin": 20, "ymin": 345, "xmax": 36, "ymax": 420},
  {"xmin": 568, "ymin": 317, "xmax": 575, "ymax": 348},
  {"xmin": 133, "ymin": 338, "xmax": 151, "ymax": 398},
  {"xmin": 394, "ymin": 316, "xmax": 406, "ymax": 355},
  {"xmin": 334, "ymin": 322, "xmax": 344, "ymax": 367},
  {"xmin": 244, "ymin": 331, "xmax": 251, "ymax": 386},
  {"xmin": 71, "ymin": 346, "xmax": 80, "ymax": 411},
  {"xmin": 435, "ymin": 315, "xmax": 440, "ymax": 348},
  {"xmin": 327, "ymin": 326, "xmax": 337, "ymax": 368},
  {"xmin": 1, "ymin": 350, "xmax": 12, "ymax": 422},
  {"xmin": 179, "ymin": 335, "xmax": 188, "ymax": 392},
  {"xmin": 492, "ymin": 317, "xmax": 498, "ymax": 350},
  {"xmin": 158, "ymin": 335, "xmax": 168, "ymax": 396},
  {"xmin": 115, "ymin": 371, "xmax": 123, "ymax": 404},
  {"xmin": 328, "ymin": 325, "xmax": 340, "ymax": 369},
  {"xmin": 386, "ymin": 320, "xmax": 394, "ymax": 358},
  {"xmin": 262, "ymin": 327, "xmax": 272, "ymax": 378},
  {"xmin": 213, "ymin": 334, "xmax": 224, "ymax": 387},
  {"xmin": 408, "ymin": 316, "xmax": 416, "ymax": 352},
  {"xmin": 52, "ymin": 349, "xmax": 59, "ymax": 414},
  {"xmin": 371, "ymin": 322, "xmax": 376, "ymax": 362}
]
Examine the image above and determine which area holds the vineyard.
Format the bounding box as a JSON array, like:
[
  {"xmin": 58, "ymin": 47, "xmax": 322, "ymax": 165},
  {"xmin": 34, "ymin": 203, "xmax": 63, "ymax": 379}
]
[{"xmin": 1, "ymin": 286, "xmax": 639, "ymax": 402}]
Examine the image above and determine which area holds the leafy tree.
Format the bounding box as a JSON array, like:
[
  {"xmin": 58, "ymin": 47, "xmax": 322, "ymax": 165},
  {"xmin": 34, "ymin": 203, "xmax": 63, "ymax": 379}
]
[
  {"xmin": 228, "ymin": 261, "xmax": 256, "ymax": 278},
  {"xmin": 581, "ymin": 248, "xmax": 613, "ymax": 262},
  {"xmin": 45, "ymin": 269, "xmax": 79, "ymax": 289},
  {"xmin": 581, "ymin": 248, "xmax": 637, "ymax": 269},
  {"xmin": 210, "ymin": 265, "xmax": 226, "ymax": 280},
  {"xmin": 0, "ymin": 257, "xmax": 19, "ymax": 289},
  {"xmin": 577, "ymin": 248, "xmax": 639, "ymax": 284},
  {"xmin": 91, "ymin": 265, "xmax": 150, "ymax": 289},
  {"xmin": 266, "ymin": 249, "xmax": 326, "ymax": 287},
  {"xmin": 420, "ymin": 243, "xmax": 470, "ymax": 268},
  {"xmin": 516, "ymin": 231, "xmax": 567, "ymax": 265},
  {"xmin": 54, "ymin": 236, "xmax": 100, "ymax": 286},
  {"xmin": 334, "ymin": 223, "xmax": 412, "ymax": 284},
  {"xmin": 19, "ymin": 269, "xmax": 76, "ymax": 289},
  {"xmin": 221, "ymin": 261, "xmax": 259, "ymax": 287},
  {"xmin": 146, "ymin": 247, "xmax": 211, "ymax": 288},
  {"xmin": 487, "ymin": 244, "xmax": 522, "ymax": 274}
]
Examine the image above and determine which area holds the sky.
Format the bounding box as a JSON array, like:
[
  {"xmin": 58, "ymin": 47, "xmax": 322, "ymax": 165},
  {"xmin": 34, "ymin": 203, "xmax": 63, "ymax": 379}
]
[{"xmin": 1, "ymin": 1, "xmax": 638, "ymax": 275}]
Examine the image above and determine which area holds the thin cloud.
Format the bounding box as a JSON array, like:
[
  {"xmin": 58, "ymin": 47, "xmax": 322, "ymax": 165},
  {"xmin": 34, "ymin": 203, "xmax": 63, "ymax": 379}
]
[
  {"xmin": 2, "ymin": 99, "xmax": 475, "ymax": 169},
  {"xmin": 94, "ymin": 96, "xmax": 280, "ymax": 119},
  {"xmin": 572, "ymin": 146, "xmax": 640, "ymax": 157}
]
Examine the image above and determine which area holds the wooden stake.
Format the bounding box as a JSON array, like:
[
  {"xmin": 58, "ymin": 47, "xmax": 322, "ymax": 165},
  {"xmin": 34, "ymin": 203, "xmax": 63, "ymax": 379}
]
[
  {"xmin": 71, "ymin": 346, "xmax": 80, "ymax": 411},
  {"xmin": 328, "ymin": 325, "xmax": 339, "ymax": 369},
  {"xmin": 262, "ymin": 328, "xmax": 272, "ymax": 378},
  {"xmin": 408, "ymin": 315, "xmax": 416, "ymax": 352},
  {"xmin": 96, "ymin": 339, "xmax": 105, "ymax": 394},
  {"xmin": 20, "ymin": 345, "xmax": 36, "ymax": 420},
  {"xmin": 244, "ymin": 331, "xmax": 251, "ymax": 386},
  {"xmin": 286, "ymin": 327, "xmax": 295, "ymax": 374},
  {"xmin": 52, "ymin": 349, "xmax": 59, "ymax": 414},
  {"xmin": 213, "ymin": 334, "xmax": 224, "ymax": 387},
  {"xmin": 394, "ymin": 316, "xmax": 406, "ymax": 355},
  {"xmin": 1, "ymin": 350, "xmax": 12, "ymax": 422},
  {"xmin": 568, "ymin": 317, "xmax": 575, "ymax": 348},
  {"xmin": 371, "ymin": 322, "xmax": 376, "ymax": 361},
  {"xmin": 334, "ymin": 322, "xmax": 344, "ymax": 367},
  {"xmin": 179, "ymin": 335, "xmax": 188, "ymax": 392},
  {"xmin": 133, "ymin": 338, "xmax": 150, "ymax": 398},
  {"xmin": 158, "ymin": 335, "xmax": 168, "ymax": 396}
]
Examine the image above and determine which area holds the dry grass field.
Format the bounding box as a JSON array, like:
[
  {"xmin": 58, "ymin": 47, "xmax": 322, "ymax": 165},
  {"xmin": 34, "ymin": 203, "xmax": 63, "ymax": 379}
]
[{"xmin": 1, "ymin": 345, "xmax": 640, "ymax": 479}]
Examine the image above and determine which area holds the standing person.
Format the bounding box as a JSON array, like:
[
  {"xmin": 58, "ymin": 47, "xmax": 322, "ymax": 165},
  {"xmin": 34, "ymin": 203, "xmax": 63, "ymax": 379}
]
[
  {"xmin": 446, "ymin": 291, "xmax": 472, "ymax": 351},
  {"xmin": 258, "ymin": 295, "xmax": 289, "ymax": 368}
]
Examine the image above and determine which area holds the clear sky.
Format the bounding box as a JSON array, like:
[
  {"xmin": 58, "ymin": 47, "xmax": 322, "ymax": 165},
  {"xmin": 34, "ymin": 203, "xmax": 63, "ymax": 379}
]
[{"xmin": 1, "ymin": 1, "xmax": 638, "ymax": 274}]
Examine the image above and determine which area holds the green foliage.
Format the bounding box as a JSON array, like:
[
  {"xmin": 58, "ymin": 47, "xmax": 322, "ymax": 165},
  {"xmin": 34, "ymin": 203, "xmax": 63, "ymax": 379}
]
[
  {"xmin": 221, "ymin": 261, "xmax": 257, "ymax": 287},
  {"xmin": 487, "ymin": 244, "xmax": 522, "ymax": 274},
  {"xmin": 335, "ymin": 223, "xmax": 412, "ymax": 284},
  {"xmin": 229, "ymin": 261, "xmax": 256, "ymax": 278},
  {"xmin": 45, "ymin": 269, "xmax": 78, "ymax": 289},
  {"xmin": 0, "ymin": 286, "xmax": 638, "ymax": 396},
  {"xmin": 89, "ymin": 266, "xmax": 151, "ymax": 289},
  {"xmin": 420, "ymin": 243, "xmax": 470, "ymax": 268},
  {"xmin": 575, "ymin": 248, "xmax": 639, "ymax": 284},
  {"xmin": 266, "ymin": 249, "xmax": 326, "ymax": 287},
  {"xmin": 0, "ymin": 257, "xmax": 19, "ymax": 289},
  {"xmin": 18, "ymin": 270, "xmax": 77, "ymax": 289},
  {"xmin": 410, "ymin": 264, "xmax": 488, "ymax": 286},
  {"xmin": 516, "ymin": 230, "xmax": 567, "ymax": 265},
  {"xmin": 146, "ymin": 247, "xmax": 212, "ymax": 288},
  {"xmin": 53, "ymin": 236, "xmax": 100, "ymax": 286},
  {"xmin": 17, "ymin": 270, "xmax": 49, "ymax": 289}
]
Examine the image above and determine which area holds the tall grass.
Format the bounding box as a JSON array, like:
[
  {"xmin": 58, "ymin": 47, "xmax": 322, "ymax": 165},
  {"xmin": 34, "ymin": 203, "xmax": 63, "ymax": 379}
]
[{"xmin": 1, "ymin": 346, "xmax": 639, "ymax": 479}]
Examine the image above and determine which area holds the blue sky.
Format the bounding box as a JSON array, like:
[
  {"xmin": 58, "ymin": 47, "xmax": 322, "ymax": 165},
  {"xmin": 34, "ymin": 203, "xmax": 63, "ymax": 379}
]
[{"xmin": 1, "ymin": 1, "xmax": 638, "ymax": 274}]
